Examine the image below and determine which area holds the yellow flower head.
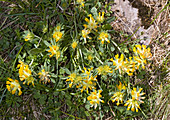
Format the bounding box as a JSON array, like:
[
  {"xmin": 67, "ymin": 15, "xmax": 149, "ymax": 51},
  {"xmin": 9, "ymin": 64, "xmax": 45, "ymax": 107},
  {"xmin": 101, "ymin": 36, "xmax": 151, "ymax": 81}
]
[
  {"xmin": 23, "ymin": 30, "xmax": 34, "ymax": 41},
  {"xmin": 72, "ymin": 41, "xmax": 78, "ymax": 49},
  {"xmin": 77, "ymin": 0, "xmax": 84, "ymax": 7},
  {"xmin": 53, "ymin": 31, "xmax": 63, "ymax": 42},
  {"xmin": 111, "ymin": 81, "xmax": 126, "ymax": 106},
  {"xmin": 124, "ymin": 99, "xmax": 140, "ymax": 112},
  {"xmin": 116, "ymin": 81, "xmax": 126, "ymax": 91},
  {"xmin": 53, "ymin": 25, "xmax": 63, "ymax": 42},
  {"xmin": 98, "ymin": 31, "xmax": 110, "ymax": 44},
  {"xmin": 80, "ymin": 67, "xmax": 97, "ymax": 93},
  {"xmin": 84, "ymin": 14, "xmax": 98, "ymax": 30},
  {"xmin": 110, "ymin": 54, "xmax": 124, "ymax": 74},
  {"xmin": 97, "ymin": 65, "xmax": 113, "ymax": 75},
  {"xmin": 111, "ymin": 92, "xmax": 124, "ymax": 106},
  {"xmin": 133, "ymin": 44, "xmax": 152, "ymax": 60},
  {"xmin": 17, "ymin": 61, "xmax": 34, "ymax": 86},
  {"xmin": 123, "ymin": 57, "xmax": 136, "ymax": 76},
  {"xmin": 66, "ymin": 73, "xmax": 82, "ymax": 88},
  {"xmin": 87, "ymin": 90, "xmax": 104, "ymax": 109},
  {"xmin": 48, "ymin": 45, "xmax": 60, "ymax": 60},
  {"xmin": 82, "ymin": 28, "xmax": 91, "ymax": 43},
  {"xmin": 131, "ymin": 88, "xmax": 145, "ymax": 103},
  {"xmin": 38, "ymin": 69, "xmax": 51, "ymax": 84},
  {"xmin": 97, "ymin": 12, "xmax": 105, "ymax": 23},
  {"xmin": 87, "ymin": 54, "xmax": 93, "ymax": 61},
  {"xmin": 6, "ymin": 78, "xmax": 22, "ymax": 96}
]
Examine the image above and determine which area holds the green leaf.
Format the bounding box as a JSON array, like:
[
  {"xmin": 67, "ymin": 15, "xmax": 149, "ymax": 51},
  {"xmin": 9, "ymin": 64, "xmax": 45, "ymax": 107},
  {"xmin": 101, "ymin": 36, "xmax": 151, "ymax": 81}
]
[
  {"xmin": 106, "ymin": 16, "xmax": 115, "ymax": 23},
  {"xmin": 29, "ymin": 48, "xmax": 44, "ymax": 55},
  {"xmin": 85, "ymin": 111, "xmax": 91, "ymax": 116},
  {"xmin": 44, "ymin": 40, "xmax": 51, "ymax": 47},
  {"xmin": 39, "ymin": 98, "xmax": 45, "ymax": 105},
  {"xmin": 114, "ymin": 106, "xmax": 126, "ymax": 113},
  {"xmin": 85, "ymin": 104, "xmax": 91, "ymax": 110},
  {"xmin": 59, "ymin": 67, "xmax": 65, "ymax": 74},
  {"xmin": 59, "ymin": 15, "xmax": 65, "ymax": 23},
  {"xmin": 111, "ymin": 46, "xmax": 115, "ymax": 52},
  {"xmin": 33, "ymin": 91, "xmax": 41, "ymax": 99},
  {"xmin": 65, "ymin": 68, "xmax": 71, "ymax": 74}
]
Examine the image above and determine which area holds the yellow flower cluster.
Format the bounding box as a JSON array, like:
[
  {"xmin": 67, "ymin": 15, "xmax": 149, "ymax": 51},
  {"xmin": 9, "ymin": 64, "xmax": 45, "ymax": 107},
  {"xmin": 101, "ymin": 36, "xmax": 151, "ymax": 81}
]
[
  {"xmin": 66, "ymin": 67, "xmax": 97, "ymax": 94},
  {"xmin": 110, "ymin": 45, "xmax": 152, "ymax": 76},
  {"xmin": 48, "ymin": 45, "xmax": 60, "ymax": 60},
  {"xmin": 80, "ymin": 67, "xmax": 97, "ymax": 93},
  {"xmin": 98, "ymin": 31, "xmax": 110, "ymax": 44},
  {"xmin": 53, "ymin": 25, "xmax": 63, "ymax": 42},
  {"xmin": 84, "ymin": 14, "xmax": 98, "ymax": 31},
  {"xmin": 97, "ymin": 65, "xmax": 113, "ymax": 75},
  {"xmin": 17, "ymin": 61, "xmax": 34, "ymax": 86},
  {"xmin": 111, "ymin": 81, "xmax": 126, "ymax": 106},
  {"xmin": 87, "ymin": 90, "xmax": 104, "ymax": 109},
  {"xmin": 87, "ymin": 54, "xmax": 93, "ymax": 61},
  {"xmin": 71, "ymin": 41, "xmax": 78, "ymax": 49},
  {"xmin": 131, "ymin": 88, "xmax": 145, "ymax": 103},
  {"xmin": 82, "ymin": 12, "xmax": 109, "ymax": 44},
  {"xmin": 66, "ymin": 73, "xmax": 82, "ymax": 88},
  {"xmin": 110, "ymin": 82, "xmax": 145, "ymax": 112},
  {"xmin": 23, "ymin": 30, "xmax": 34, "ymax": 41},
  {"xmin": 133, "ymin": 44, "xmax": 152, "ymax": 69},
  {"xmin": 38, "ymin": 69, "xmax": 51, "ymax": 84},
  {"xmin": 124, "ymin": 88, "xmax": 145, "ymax": 112},
  {"xmin": 97, "ymin": 12, "xmax": 105, "ymax": 23},
  {"xmin": 82, "ymin": 28, "xmax": 91, "ymax": 43},
  {"xmin": 6, "ymin": 78, "xmax": 22, "ymax": 96}
]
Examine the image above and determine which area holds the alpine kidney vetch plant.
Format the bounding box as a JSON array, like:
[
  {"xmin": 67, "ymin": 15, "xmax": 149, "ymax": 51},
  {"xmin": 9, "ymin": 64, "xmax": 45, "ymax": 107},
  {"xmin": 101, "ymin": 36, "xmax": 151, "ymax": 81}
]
[{"xmin": 5, "ymin": 0, "xmax": 152, "ymax": 118}]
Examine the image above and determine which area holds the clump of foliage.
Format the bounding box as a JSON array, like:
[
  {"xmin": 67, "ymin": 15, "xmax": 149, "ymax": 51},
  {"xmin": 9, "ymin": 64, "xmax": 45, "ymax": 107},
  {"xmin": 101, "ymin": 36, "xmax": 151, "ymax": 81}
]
[{"xmin": 0, "ymin": 0, "xmax": 154, "ymax": 119}]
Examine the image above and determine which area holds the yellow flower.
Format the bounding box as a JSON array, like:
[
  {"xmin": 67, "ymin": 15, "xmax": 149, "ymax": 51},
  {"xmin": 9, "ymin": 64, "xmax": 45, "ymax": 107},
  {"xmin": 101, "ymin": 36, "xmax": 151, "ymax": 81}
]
[
  {"xmin": 87, "ymin": 90, "xmax": 104, "ymax": 109},
  {"xmin": 123, "ymin": 58, "xmax": 136, "ymax": 76},
  {"xmin": 38, "ymin": 69, "xmax": 51, "ymax": 84},
  {"xmin": 53, "ymin": 25, "xmax": 63, "ymax": 42},
  {"xmin": 124, "ymin": 99, "xmax": 140, "ymax": 112},
  {"xmin": 53, "ymin": 31, "xmax": 63, "ymax": 42},
  {"xmin": 97, "ymin": 65, "xmax": 113, "ymax": 75},
  {"xmin": 111, "ymin": 92, "xmax": 124, "ymax": 106},
  {"xmin": 77, "ymin": 0, "xmax": 84, "ymax": 7},
  {"xmin": 48, "ymin": 45, "xmax": 60, "ymax": 60},
  {"xmin": 133, "ymin": 45, "xmax": 152, "ymax": 69},
  {"xmin": 110, "ymin": 54, "xmax": 124, "ymax": 74},
  {"xmin": 82, "ymin": 28, "xmax": 91, "ymax": 43},
  {"xmin": 116, "ymin": 81, "xmax": 126, "ymax": 91},
  {"xmin": 111, "ymin": 81, "xmax": 126, "ymax": 105},
  {"xmin": 55, "ymin": 25, "xmax": 61, "ymax": 31},
  {"xmin": 97, "ymin": 12, "xmax": 104, "ymax": 23},
  {"xmin": 66, "ymin": 73, "xmax": 82, "ymax": 88},
  {"xmin": 24, "ymin": 30, "xmax": 34, "ymax": 41},
  {"xmin": 87, "ymin": 55, "xmax": 93, "ymax": 61},
  {"xmin": 80, "ymin": 67, "xmax": 97, "ymax": 93},
  {"xmin": 133, "ymin": 45, "xmax": 152, "ymax": 60},
  {"xmin": 131, "ymin": 88, "xmax": 145, "ymax": 103},
  {"xmin": 6, "ymin": 78, "xmax": 22, "ymax": 96},
  {"xmin": 98, "ymin": 31, "xmax": 110, "ymax": 44},
  {"xmin": 84, "ymin": 14, "xmax": 98, "ymax": 30},
  {"xmin": 110, "ymin": 54, "xmax": 137, "ymax": 76},
  {"xmin": 17, "ymin": 61, "xmax": 34, "ymax": 86},
  {"xmin": 133, "ymin": 56, "xmax": 146, "ymax": 69},
  {"xmin": 72, "ymin": 41, "xmax": 78, "ymax": 49},
  {"xmin": 25, "ymin": 33, "xmax": 31, "ymax": 41}
]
